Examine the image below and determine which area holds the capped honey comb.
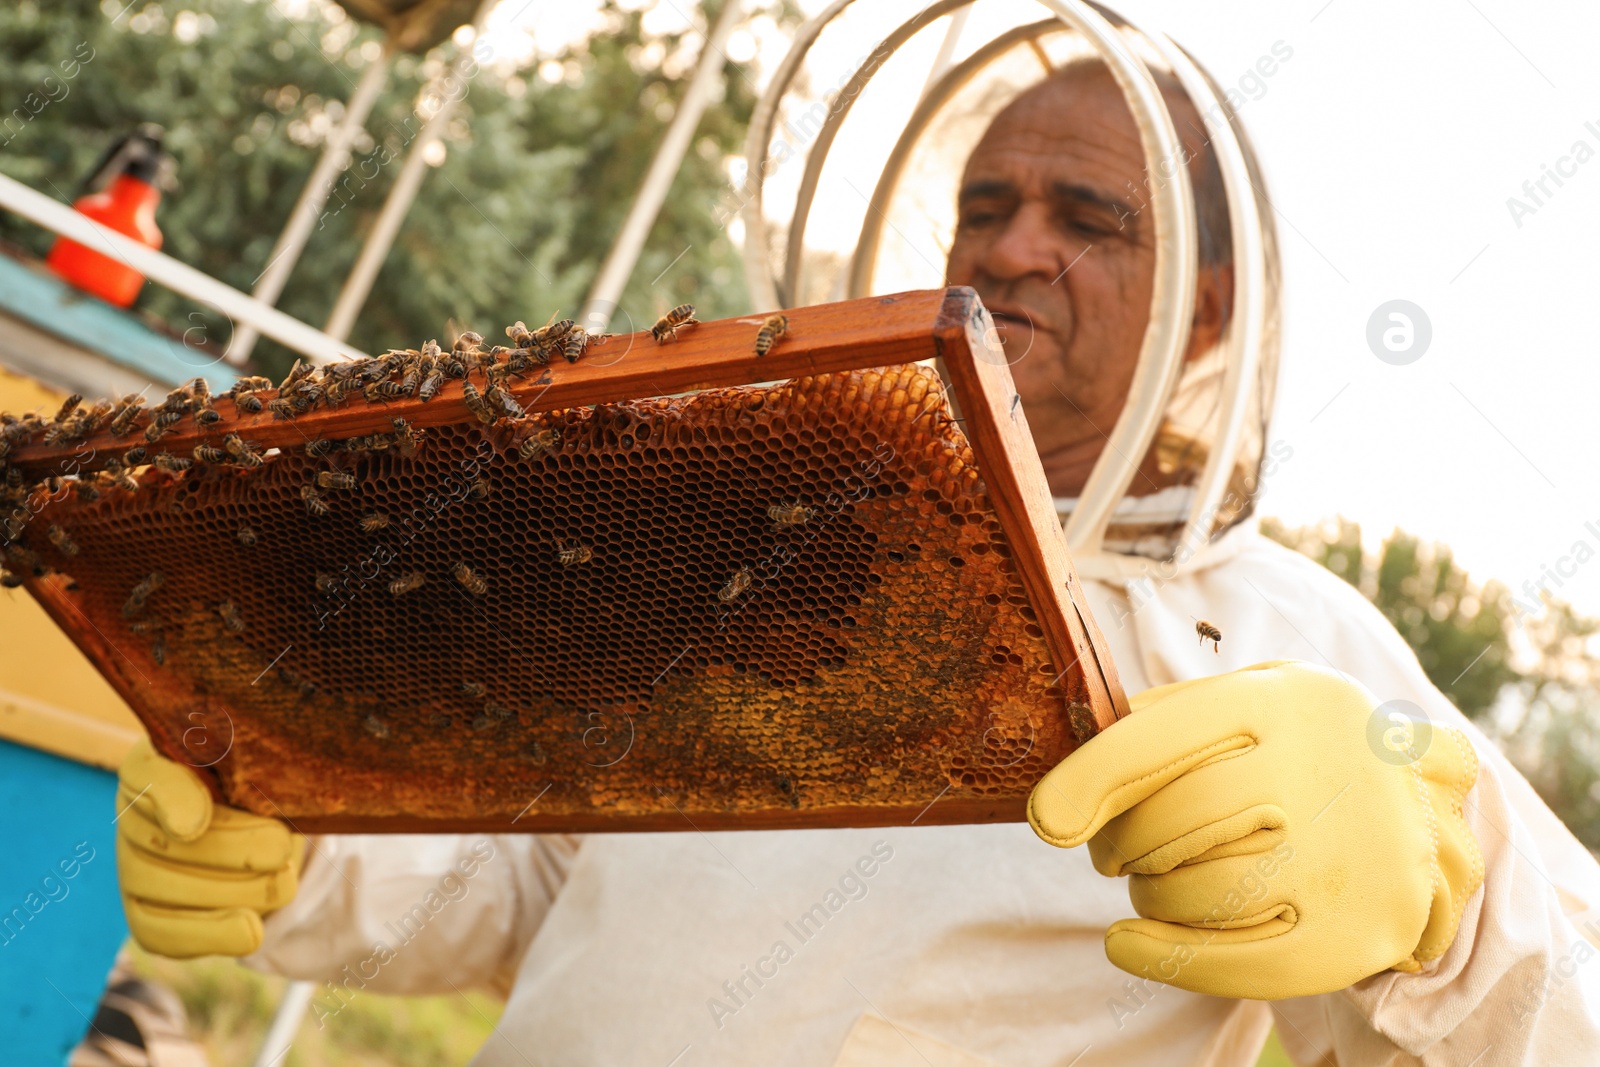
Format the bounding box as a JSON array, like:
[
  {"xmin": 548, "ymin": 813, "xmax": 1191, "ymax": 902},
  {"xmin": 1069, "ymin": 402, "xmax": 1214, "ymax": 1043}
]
[{"xmin": 9, "ymin": 289, "xmax": 1127, "ymax": 832}]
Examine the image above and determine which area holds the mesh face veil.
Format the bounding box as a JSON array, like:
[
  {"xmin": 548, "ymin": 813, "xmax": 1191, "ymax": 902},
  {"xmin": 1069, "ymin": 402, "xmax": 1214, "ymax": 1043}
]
[{"xmin": 741, "ymin": 0, "xmax": 1283, "ymax": 580}]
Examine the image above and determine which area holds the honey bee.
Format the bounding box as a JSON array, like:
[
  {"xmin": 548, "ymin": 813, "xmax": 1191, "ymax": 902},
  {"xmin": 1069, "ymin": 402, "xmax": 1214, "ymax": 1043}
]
[
  {"xmin": 142, "ymin": 420, "xmax": 169, "ymax": 444},
  {"xmin": 110, "ymin": 470, "xmax": 138, "ymax": 492},
  {"xmin": 417, "ymin": 356, "xmax": 444, "ymax": 402},
  {"xmin": 364, "ymin": 714, "xmax": 390, "ymax": 740},
  {"xmin": 53, "ymin": 394, "xmax": 83, "ymax": 424},
  {"xmin": 267, "ymin": 398, "xmax": 296, "ymax": 420},
  {"xmin": 109, "ymin": 400, "xmax": 144, "ymax": 436},
  {"xmin": 454, "ymin": 330, "xmax": 484, "ymax": 352},
  {"xmin": 279, "ymin": 358, "xmax": 313, "ymax": 392},
  {"xmin": 123, "ymin": 445, "xmax": 148, "ymax": 467},
  {"xmin": 462, "ymin": 381, "xmax": 495, "ymax": 425},
  {"xmin": 486, "ymin": 384, "xmax": 524, "ymax": 420},
  {"xmin": 461, "ymin": 680, "xmax": 488, "ymax": 698},
  {"xmin": 365, "ymin": 380, "xmax": 409, "ymax": 402},
  {"xmin": 194, "ymin": 405, "xmax": 222, "ymax": 428},
  {"xmin": 387, "ymin": 571, "xmax": 426, "ymax": 596},
  {"xmin": 356, "ymin": 512, "xmax": 388, "ymax": 534},
  {"xmin": 754, "ymin": 314, "xmax": 789, "ymax": 356},
  {"xmin": 301, "ymin": 484, "xmax": 329, "ymax": 515},
  {"xmin": 767, "ymin": 501, "xmax": 815, "ymax": 526},
  {"xmin": 314, "ymin": 572, "xmax": 339, "ymax": 594},
  {"xmin": 218, "ymin": 599, "xmax": 245, "ymax": 633},
  {"xmin": 224, "ymin": 433, "xmax": 263, "ymax": 468},
  {"xmin": 151, "ymin": 633, "xmax": 167, "ymax": 666},
  {"xmin": 193, "ymin": 444, "xmax": 228, "ymax": 464},
  {"xmin": 46, "ymin": 524, "xmax": 79, "ymax": 557},
  {"xmin": 237, "ymin": 526, "xmax": 258, "ymax": 545},
  {"xmin": 122, "ymin": 572, "xmax": 163, "ymax": 616},
  {"xmin": 322, "ymin": 377, "xmax": 361, "ymax": 407},
  {"xmin": 718, "ymin": 565, "xmax": 753, "ymax": 602},
  {"xmin": 73, "ymin": 480, "xmax": 101, "ymax": 503},
  {"xmin": 154, "ymin": 452, "xmax": 191, "ymax": 473},
  {"xmin": 561, "ymin": 326, "xmax": 589, "ymax": 363},
  {"xmin": 467, "ymin": 477, "xmax": 489, "ymax": 500},
  {"xmin": 650, "ymin": 303, "xmax": 700, "ymax": 344},
  {"xmin": 483, "ymin": 701, "xmax": 513, "ymax": 721},
  {"xmin": 452, "ymin": 562, "xmax": 487, "ymax": 595},
  {"xmin": 1195, "ymin": 620, "xmax": 1222, "ymax": 653},
  {"xmin": 518, "ymin": 427, "xmax": 561, "ymax": 461},
  {"xmin": 506, "ymin": 321, "xmax": 533, "ymax": 347},
  {"xmin": 556, "ymin": 541, "xmax": 592, "ymax": 565},
  {"xmin": 153, "ymin": 408, "xmax": 186, "ymax": 430},
  {"xmin": 0, "ymin": 567, "xmax": 20, "ymax": 589},
  {"xmin": 316, "ymin": 470, "xmax": 356, "ymax": 490}
]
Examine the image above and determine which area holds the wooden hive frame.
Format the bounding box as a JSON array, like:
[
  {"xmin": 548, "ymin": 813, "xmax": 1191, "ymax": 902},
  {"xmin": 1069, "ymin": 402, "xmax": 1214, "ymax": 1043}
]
[{"xmin": 6, "ymin": 286, "xmax": 1129, "ymax": 832}]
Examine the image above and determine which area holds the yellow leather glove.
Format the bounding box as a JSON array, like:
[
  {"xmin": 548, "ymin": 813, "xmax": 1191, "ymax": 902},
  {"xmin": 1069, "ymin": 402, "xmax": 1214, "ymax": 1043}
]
[
  {"xmin": 1028, "ymin": 660, "xmax": 1483, "ymax": 1000},
  {"xmin": 116, "ymin": 739, "xmax": 303, "ymax": 959}
]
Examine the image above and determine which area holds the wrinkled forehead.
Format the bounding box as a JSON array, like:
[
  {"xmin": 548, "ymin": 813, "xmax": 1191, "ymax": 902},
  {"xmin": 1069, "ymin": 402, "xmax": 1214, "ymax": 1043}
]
[{"xmin": 961, "ymin": 66, "xmax": 1148, "ymax": 194}]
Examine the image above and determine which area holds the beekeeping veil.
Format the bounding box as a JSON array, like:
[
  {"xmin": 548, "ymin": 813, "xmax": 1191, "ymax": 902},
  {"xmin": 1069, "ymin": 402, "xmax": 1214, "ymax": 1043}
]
[{"xmin": 740, "ymin": 0, "xmax": 1281, "ymax": 581}]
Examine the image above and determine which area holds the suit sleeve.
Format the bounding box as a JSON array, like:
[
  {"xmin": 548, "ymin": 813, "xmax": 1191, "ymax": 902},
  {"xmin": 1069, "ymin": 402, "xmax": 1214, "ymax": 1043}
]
[{"xmin": 244, "ymin": 833, "xmax": 582, "ymax": 1003}]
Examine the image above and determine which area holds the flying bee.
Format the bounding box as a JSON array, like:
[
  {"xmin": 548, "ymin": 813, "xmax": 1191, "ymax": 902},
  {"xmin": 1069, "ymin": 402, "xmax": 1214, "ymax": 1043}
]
[
  {"xmin": 387, "ymin": 571, "xmax": 426, "ymax": 596},
  {"xmin": 768, "ymin": 501, "xmax": 815, "ymax": 526},
  {"xmin": 122, "ymin": 572, "xmax": 163, "ymax": 616},
  {"xmin": 317, "ymin": 470, "xmax": 356, "ymax": 490},
  {"xmin": 561, "ymin": 326, "xmax": 589, "ymax": 363},
  {"xmin": 718, "ymin": 566, "xmax": 753, "ymax": 602},
  {"xmin": 53, "ymin": 394, "xmax": 83, "ymax": 423},
  {"xmin": 461, "ymin": 680, "xmax": 487, "ymax": 698},
  {"xmin": 359, "ymin": 512, "xmax": 389, "ymax": 533},
  {"xmin": 518, "ymin": 427, "xmax": 561, "ymax": 461},
  {"xmin": 218, "ymin": 599, "xmax": 246, "ymax": 633},
  {"xmin": 301, "ymin": 484, "xmax": 329, "ymax": 515},
  {"xmin": 462, "ymin": 381, "xmax": 495, "ymax": 425},
  {"xmin": 237, "ymin": 526, "xmax": 258, "ymax": 546},
  {"xmin": 650, "ymin": 303, "xmax": 700, "ymax": 344},
  {"xmin": 153, "ymin": 452, "xmax": 192, "ymax": 473},
  {"xmin": 1195, "ymin": 620, "xmax": 1222, "ymax": 653},
  {"xmin": 556, "ymin": 541, "xmax": 592, "ymax": 566},
  {"xmin": 754, "ymin": 314, "xmax": 789, "ymax": 356},
  {"xmin": 453, "ymin": 330, "xmax": 484, "ymax": 353},
  {"xmin": 46, "ymin": 524, "xmax": 79, "ymax": 557},
  {"xmin": 305, "ymin": 438, "xmax": 336, "ymax": 459},
  {"xmin": 452, "ymin": 562, "xmax": 487, "ymax": 595},
  {"xmin": 193, "ymin": 444, "xmax": 228, "ymax": 464}
]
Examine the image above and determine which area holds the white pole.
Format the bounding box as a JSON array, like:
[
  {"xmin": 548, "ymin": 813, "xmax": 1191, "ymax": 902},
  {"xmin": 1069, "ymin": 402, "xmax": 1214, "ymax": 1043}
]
[
  {"xmin": 249, "ymin": 980, "xmax": 316, "ymax": 1067},
  {"xmin": 578, "ymin": 0, "xmax": 743, "ymax": 334},
  {"xmin": 322, "ymin": 0, "xmax": 495, "ymax": 343},
  {"xmin": 0, "ymin": 172, "xmax": 368, "ymax": 365},
  {"xmin": 227, "ymin": 47, "xmax": 392, "ymax": 365},
  {"xmin": 917, "ymin": 7, "xmax": 969, "ymax": 100}
]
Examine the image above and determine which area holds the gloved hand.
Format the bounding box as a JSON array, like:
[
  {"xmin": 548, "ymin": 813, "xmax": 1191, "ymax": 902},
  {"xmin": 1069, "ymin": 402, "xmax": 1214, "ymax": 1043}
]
[
  {"xmin": 1028, "ymin": 660, "xmax": 1483, "ymax": 1000},
  {"xmin": 116, "ymin": 739, "xmax": 303, "ymax": 959}
]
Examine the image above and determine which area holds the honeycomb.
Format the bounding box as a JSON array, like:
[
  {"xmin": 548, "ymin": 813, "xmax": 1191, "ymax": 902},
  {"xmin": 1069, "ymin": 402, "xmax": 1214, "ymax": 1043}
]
[{"xmin": 12, "ymin": 360, "xmax": 1105, "ymax": 831}]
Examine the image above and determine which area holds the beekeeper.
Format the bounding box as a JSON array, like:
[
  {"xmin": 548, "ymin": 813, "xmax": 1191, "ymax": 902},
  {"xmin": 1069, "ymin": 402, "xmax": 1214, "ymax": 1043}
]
[{"xmin": 113, "ymin": 14, "xmax": 1600, "ymax": 1067}]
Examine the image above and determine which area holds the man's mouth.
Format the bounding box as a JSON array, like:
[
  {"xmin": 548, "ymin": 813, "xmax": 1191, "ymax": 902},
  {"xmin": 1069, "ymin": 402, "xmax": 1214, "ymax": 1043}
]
[{"xmin": 985, "ymin": 304, "xmax": 1045, "ymax": 342}]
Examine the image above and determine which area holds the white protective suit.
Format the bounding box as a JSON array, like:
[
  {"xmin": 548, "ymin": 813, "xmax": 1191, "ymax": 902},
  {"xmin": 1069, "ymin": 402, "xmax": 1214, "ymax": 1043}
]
[{"xmin": 249, "ymin": 519, "xmax": 1600, "ymax": 1067}]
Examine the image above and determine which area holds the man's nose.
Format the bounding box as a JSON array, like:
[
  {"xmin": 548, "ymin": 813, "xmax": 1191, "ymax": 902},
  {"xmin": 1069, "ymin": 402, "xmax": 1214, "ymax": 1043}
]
[{"xmin": 982, "ymin": 203, "xmax": 1065, "ymax": 281}]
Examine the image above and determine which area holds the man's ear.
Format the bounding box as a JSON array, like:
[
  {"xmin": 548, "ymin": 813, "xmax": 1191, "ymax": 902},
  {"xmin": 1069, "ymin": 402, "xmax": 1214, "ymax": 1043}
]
[{"xmin": 1184, "ymin": 263, "xmax": 1235, "ymax": 362}]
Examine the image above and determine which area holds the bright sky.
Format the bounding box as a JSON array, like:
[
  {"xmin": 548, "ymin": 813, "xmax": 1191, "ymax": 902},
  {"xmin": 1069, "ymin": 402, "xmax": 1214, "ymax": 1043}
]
[{"xmin": 488, "ymin": 0, "xmax": 1600, "ymax": 615}]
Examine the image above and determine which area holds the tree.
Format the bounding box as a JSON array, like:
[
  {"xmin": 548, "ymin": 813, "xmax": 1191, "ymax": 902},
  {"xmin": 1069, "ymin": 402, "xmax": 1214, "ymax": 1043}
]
[
  {"xmin": 0, "ymin": 0, "xmax": 769, "ymax": 378},
  {"xmin": 1263, "ymin": 517, "xmax": 1600, "ymax": 849}
]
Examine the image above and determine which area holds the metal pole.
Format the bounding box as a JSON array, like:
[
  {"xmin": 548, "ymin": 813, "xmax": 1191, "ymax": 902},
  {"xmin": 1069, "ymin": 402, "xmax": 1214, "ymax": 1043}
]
[
  {"xmin": 0, "ymin": 172, "xmax": 368, "ymax": 364},
  {"xmin": 917, "ymin": 7, "xmax": 969, "ymax": 100},
  {"xmin": 227, "ymin": 46, "xmax": 392, "ymax": 365},
  {"xmin": 578, "ymin": 0, "xmax": 743, "ymax": 334},
  {"xmin": 322, "ymin": 0, "xmax": 495, "ymax": 343},
  {"xmin": 249, "ymin": 979, "xmax": 316, "ymax": 1067}
]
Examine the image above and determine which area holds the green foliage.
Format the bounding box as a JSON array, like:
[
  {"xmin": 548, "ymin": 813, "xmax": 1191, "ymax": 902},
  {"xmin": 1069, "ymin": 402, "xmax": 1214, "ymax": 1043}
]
[
  {"xmin": 0, "ymin": 0, "xmax": 766, "ymax": 378},
  {"xmin": 1261, "ymin": 517, "xmax": 1518, "ymax": 720},
  {"xmin": 1262, "ymin": 517, "xmax": 1600, "ymax": 849}
]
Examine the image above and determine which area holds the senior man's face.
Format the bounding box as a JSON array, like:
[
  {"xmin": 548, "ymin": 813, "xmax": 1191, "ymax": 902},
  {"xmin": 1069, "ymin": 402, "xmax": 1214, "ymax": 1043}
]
[{"xmin": 946, "ymin": 67, "xmax": 1221, "ymax": 498}]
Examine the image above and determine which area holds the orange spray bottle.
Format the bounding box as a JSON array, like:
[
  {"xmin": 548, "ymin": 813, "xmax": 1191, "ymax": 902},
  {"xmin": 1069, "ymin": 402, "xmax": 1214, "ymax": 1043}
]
[{"xmin": 46, "ymin": 124, "xmax": 169, "ymax": 308}]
